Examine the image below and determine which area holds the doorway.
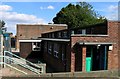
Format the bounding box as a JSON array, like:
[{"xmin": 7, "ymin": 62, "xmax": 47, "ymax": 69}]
[
  {"xmin": 86, "ymin": 45, "xmax": 108, "ymax": 72},
  {"xmin": 86, "ymin": 46, "xmax": 92, "ymax": 72}
]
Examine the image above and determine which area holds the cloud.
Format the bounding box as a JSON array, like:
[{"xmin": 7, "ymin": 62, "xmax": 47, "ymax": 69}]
[
  {"xmin": 106, "ymin": 13, "xmax": 118, "ymax": 20},
  {"xmin": 47, "ymin": 5, "xmax": 54, "ymax": 9},
  {"xmin": 96, "ymin": 5, "xmax": 118, "ymax": 13},
  {"xmin": 95, "ymin": 5, "xmax": 118, "ymax": 21},
  {"xmin": 108, "ymin": 5, "xmax": 118, "ymax": 12},
  {"xmin": 1, "ymin": 11, "xmax": 45, "ymax": 23},
  {"xmin": 106, "ymin": 5, "xmax": 118, "ymax": 20},
  {"xmin": 40, "ymin": 6, "xmax": 44, "ymax": 10},
  {"xmin": 40, "ymin": 5, "xmax": 54, "ymax": 10},
  {"xmin": 0, "ymin": 5, "xmax": 12, "ymax": 11},
  {"xmin": 0, "ymin": 5, "xmax": 46, "ymax": 35}
]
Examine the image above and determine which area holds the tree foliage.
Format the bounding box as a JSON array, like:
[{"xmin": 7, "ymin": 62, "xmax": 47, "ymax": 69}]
[
  {"xmin": 53, "ymin": 2, "xmax": 106, "ymax": 29},
  {"xmin": 0, "ymin": 20, "xmax": 5, "ymax": 28}
]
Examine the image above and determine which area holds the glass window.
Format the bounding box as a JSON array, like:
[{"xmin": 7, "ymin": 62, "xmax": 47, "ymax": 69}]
[
  {"xmin": 52, "ymin": 33, "xmax": 54, "ymax": 38},
  {"xmin": 32, "ymin": 42, "xmax": 41, "ymax": 51},
  {"xmin": 82, "ymin": 29, "xmax": 86, "ymax": 35},
  {"xmin": 71, "ymin": 30, "xmax": 74, "ymax": 35},
  {"xmin": 62, "ymin": 53, "xmax": 64, "ymax": 61},
  {"xmin": 44, "ymin": 42, "xmax": 47, "ymax": 52},
  {"xmin": 49, "ymin": 34, "xmax": 51, "ymax": 38},
  {"xmin": 77, "ymin": 29, "xmax": 82, "ymax": 34},
  {"xmin": 48, "ymin": 42, "xmax": 52, "ymax": 54},
  {"xmin": 61, "ymin": 45, "xmax": 65, "ymax": 61},
  {"xmin": 58, "ymin": 32, "xmax": 61, "ymax": 38},
  {"xmin": 63, "ymin": 31, "xmax": 67, "ymax": 38},
  {"xmin": 53, "ymin": 43, "xmax": 59, "ymax": 58}
]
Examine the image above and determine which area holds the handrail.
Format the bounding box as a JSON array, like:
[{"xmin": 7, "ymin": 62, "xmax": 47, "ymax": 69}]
[
  {"xmin": 0, "ymin": 55, "xmax": 41, "ymax": 74},
  {"xmin": 0, "ymin": 62, "xmax": 28, "ymax": 75},
  {"xmin": 4, "ymin": 51, "xmax": 41, "ymax": 68},
  {"xmin": 3, "ymin": 51, "xmax": 45, "ymax": 74}
]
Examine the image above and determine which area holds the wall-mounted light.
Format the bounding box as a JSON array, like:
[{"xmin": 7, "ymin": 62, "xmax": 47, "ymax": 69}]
[
  {"xmin": 97, "ymin": 44, "xmax": 101, "ymax": 49},
  {"xmin": 109, "ymin": 45, "xmax": 113, "ymax": 51},
  {"xmin": 97, "ymin": 44, "xmax": 101, "ymax": 47}
]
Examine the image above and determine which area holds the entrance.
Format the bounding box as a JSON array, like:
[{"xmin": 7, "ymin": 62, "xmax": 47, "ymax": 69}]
[
  {"xmin": 86, "ymin": 45, "xmax": 108, "ymax": 72},
  {"xmin": 86, "ymin": 46, "xmax": 92, "ymax": 72},
  {"xmin": 86, "ymin": 57, "xmax": 92, "ymax": 72}
]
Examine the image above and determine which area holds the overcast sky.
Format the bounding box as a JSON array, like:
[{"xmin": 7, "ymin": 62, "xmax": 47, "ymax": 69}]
[{"xmin": 0, "ymin": 1, "xmax": 119, "ymax": 35}]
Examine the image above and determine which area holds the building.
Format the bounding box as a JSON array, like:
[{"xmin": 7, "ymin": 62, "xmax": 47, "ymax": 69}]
[
  {"xmin": 40, "ymin": 29, "xmax": 71, "ymax": 72},
  {"xmin": 40, "ymin": 21, "xmax": 120, "ymax": 73},
  {"xmin": 16, "ymin": 24, "xmax": 67, "ymax": 59}
]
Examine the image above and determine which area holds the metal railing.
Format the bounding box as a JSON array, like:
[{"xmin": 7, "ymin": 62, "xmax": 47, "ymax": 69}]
[
  {"xmin": 0, "ymin": 62, "xmax": 28, "ymax": 74},
  {"xmin": 0, "ymin": 51, "xmax": 45, "ymax": 74}
]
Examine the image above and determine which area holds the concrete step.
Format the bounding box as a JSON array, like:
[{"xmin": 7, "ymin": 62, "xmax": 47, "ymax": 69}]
[
  {"xmin": 10, "ymin": 64, "xmax": 39, "ymax": 75},
  {"xmin": 0, "ymin": 68, "xmax": 16, "ymax": 76},
  {"xmin": 0, "ymin": 66, "xmax": 27, "ymax": 76}
]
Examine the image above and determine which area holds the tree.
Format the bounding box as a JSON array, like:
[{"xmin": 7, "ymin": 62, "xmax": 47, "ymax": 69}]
[
  {"xmin": 0, "ymin": 20, "xmax": 5, "ymax": 28},
  {"xmin": 53, "ymin": 2, "xmax": 106, "ymax": 29}
]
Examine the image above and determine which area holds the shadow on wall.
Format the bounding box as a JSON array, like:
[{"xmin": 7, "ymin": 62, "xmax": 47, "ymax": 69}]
[{"xmin": 26, "ymin": 51, "xmax": 44, "ymax": 63}]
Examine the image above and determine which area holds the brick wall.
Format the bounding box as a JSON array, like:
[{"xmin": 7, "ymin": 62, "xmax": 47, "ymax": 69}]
[
  {"xmin": 118, "ymin": 22, "xmax": 120, "ymax": 70},
  {"xmin": 71, "ymin": 21, "xmax": 120, "ymax": 71},
  {"xmin": 20, "ymin": 42, "xmax": 32, "ymax": 58},
  {"xmin": 16, "ymin": 24, "xmax": 67, "ymax": 50}
]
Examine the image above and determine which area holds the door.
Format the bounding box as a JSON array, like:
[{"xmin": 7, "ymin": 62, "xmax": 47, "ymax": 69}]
[
  {"xmin": 86, "ymin": 57, "xmax": 92, "ymax": 72},
  {"xmin": 86, "ymin": 46, "xmax": 93, "ymax": 72}
]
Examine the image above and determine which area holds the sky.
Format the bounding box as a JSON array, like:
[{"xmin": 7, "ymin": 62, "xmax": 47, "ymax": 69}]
[{"xmin": 0, "ymin": 1, "xmax": 119, "ymax": 35}]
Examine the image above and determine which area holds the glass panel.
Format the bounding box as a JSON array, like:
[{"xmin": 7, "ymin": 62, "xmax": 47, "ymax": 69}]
[
  {"xmin": 82, "ymin": 29, "xmax": 86, "ymax": 35},
  {"xmin": 53, "ymin": 43, "xmax": 59, "ymax": 58}
]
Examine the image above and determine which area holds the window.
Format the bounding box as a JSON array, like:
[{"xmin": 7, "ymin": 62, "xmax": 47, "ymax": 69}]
[
  {"xmin": 61, "ymin": 45, "xmax": 65, "ymax": 61},
  {"xmin": 77, "ymin": 29, "xmax": 82, "ymax": 34},
  {"xmin": 32, "ymin": 42, "xmax": 41, "ymax": 51},
  {"xmin": 58, "ymin": 32, "xmax": 61, "ymax": 38},
  {"xmin": 11, "ymin": 38, "xmax": 16, "ymax": 48},
  {"xmin": 52, "ymin": 33, "xmax": 54, "ymax": 38},
  {"xmin": 53, "ymin": 43, "xmax": 59, "ymax": 58},
  {"xmin": 48, "ymin": 34, "xmax": 51, "ymax": 38},
  {"xmin": 44, "ymin": 42, "xmax": 47, "ymax": 52},
  {"xmin": 71, "ymin": 30, "xmax": 74, "ymax": 35},
  {"xmin": 48, "ymin": 42, "xmax": 52, "ymax": 54},
  {"xmin": 62, "ymin": 53, "xmax": 64, "ymax": 61},
  {"xmin": 82, "ymin": 29, "xmax": 86, "ymax": 35},
  {"xmin": 63, "ymin": 31, "xmax": 67, "ymax": 38}
]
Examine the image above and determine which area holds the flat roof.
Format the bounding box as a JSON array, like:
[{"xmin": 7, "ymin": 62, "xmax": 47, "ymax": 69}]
[
  {"xmin": 17, "ymin": 24, "xmax": 67, "ymax": 26},
  {"xmin": 19, "ymin": 40, "xmax": 42, "ymax": 42},
  {"xmin": 39, "ymin": 38, "xmax": 70, "ymax": 42},
  {"xmin": 77, "ymin": 42, "xmax": 115, "ymax": 45}
]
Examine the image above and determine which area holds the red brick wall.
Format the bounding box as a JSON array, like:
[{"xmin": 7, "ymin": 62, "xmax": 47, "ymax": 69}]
[
  {"xmin": 82, "ymin": 46, "xmax": 86, "ymax": 72},
  {"xmin": 118, "ymin": 22, "xmax": 120, "ymax": 70},
  {"xmin": 16, "ymin": 24, "xmax": 67, "ymax": 50},
  {"xmin": 20, "ymin": 42, "xmax": 32, "ymax": 58},
  {"xmin": 71, "ymin": 21, "xmax": 120, "ymax": 71},
  {"xmin": 71, "ymin": 52, "xmax": 75, "ymax": 72}
]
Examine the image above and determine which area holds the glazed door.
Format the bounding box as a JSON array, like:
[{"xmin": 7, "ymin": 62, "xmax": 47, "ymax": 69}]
[
  {"xmin": 86, "ymin": 57, "xmax": 92, "ymax": 72},
  {"xmin": 86, "ymin": 46, "xmax": 93, "ymax": 72}
]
